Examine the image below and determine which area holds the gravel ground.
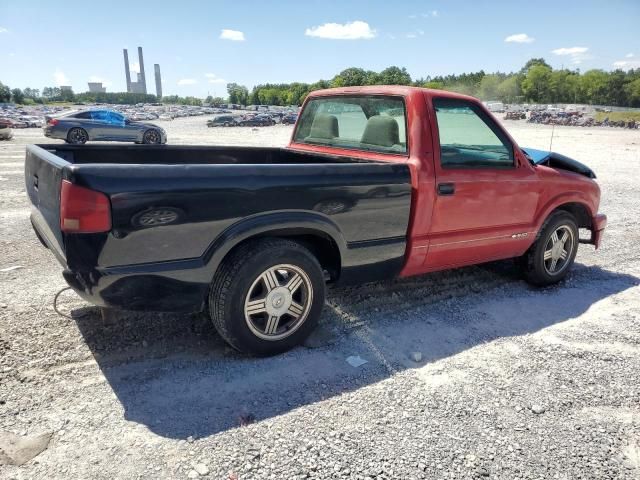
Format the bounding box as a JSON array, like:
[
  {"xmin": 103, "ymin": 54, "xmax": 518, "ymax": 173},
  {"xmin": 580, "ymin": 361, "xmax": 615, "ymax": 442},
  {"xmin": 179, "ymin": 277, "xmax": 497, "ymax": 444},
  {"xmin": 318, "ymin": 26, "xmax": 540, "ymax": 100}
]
[{"xmin": 0, "ymin": 117, "xmax": 639, "ymax": 480}]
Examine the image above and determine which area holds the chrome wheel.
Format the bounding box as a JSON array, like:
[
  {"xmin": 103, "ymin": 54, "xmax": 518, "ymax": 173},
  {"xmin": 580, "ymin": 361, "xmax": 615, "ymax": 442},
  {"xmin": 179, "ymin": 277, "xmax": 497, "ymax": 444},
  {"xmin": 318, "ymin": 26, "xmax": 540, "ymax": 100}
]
[
  {"xmin": 543, "ymin": 225, "xmax": 574, "ymax": 275},
  {"xmin": 144, "ymin": 129, "xmax": 161, "ymax": 144},
  {"xmin": 68, "ymin": 128, "xmax": 88, "ymax": 144},
  {"xmin": 244, "ymin": 264, "xmax": 313, "ymax": 341},
  {"xmin": 136, "ymin": 208, "xmax": 179, "ymax": 226}
]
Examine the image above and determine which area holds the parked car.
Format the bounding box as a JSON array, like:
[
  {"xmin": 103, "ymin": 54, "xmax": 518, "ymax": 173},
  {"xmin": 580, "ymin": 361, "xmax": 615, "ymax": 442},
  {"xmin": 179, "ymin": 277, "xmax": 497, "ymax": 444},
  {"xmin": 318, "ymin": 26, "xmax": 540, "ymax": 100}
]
[
  {"xmin": 207, "ymin": 115, "xmax": 237, "ymax": 127},
  {"xmin": 237, "ymin": 115, "xmax": 275, "ymax": 127},
  {"xmin": 25, "ymin": 86, "xmax": 606, "ymax": 355},
  {"xmin": 43, "ymin": 109, "xmax": 167, "ymax": 145},
  {"xmin": 0, "ymin": 118, "xmax": 13, "ymax": 140},
  {"xmin": 281, "ymin": 113, "xmax": 298, "ymax": 125}
]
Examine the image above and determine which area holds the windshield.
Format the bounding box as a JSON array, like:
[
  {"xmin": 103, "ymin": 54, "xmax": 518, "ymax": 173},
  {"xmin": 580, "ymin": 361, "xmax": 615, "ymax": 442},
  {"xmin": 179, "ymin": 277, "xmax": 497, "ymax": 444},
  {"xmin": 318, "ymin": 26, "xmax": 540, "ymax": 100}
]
[{"xmin": 293, "ymin": 95, "xmax": 407, "ymax": 154}]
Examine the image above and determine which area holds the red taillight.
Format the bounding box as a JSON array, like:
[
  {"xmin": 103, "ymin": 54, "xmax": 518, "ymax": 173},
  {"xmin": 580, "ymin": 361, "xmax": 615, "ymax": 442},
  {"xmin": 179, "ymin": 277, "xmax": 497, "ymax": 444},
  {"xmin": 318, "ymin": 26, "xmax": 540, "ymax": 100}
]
[
  {"xmin": 48, "ymin": 118, "xmax": 59, "ymax": 126},
  {"xmin": 60, "ymin": 180, "xmax": 111, "ymax": 233}
]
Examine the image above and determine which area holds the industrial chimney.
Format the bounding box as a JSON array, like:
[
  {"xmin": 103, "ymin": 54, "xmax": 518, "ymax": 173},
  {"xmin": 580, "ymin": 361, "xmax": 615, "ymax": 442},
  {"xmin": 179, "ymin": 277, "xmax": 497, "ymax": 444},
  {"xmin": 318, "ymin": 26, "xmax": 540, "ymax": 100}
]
[
  {"xmin": 154, "ymin": 64, "xmax": 162, "ymax": 99},
  {"xmin": 137, "ymin": 46, "xmax": 147, "ymax": 94},
  {"xmin": 123, "ymin": 49, "xmax": 132, "ymax": 93}
]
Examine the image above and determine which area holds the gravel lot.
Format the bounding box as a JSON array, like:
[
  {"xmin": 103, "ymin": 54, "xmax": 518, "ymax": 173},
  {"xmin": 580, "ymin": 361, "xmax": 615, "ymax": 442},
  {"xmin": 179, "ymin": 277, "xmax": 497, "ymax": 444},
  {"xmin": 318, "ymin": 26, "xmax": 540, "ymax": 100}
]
[{"xmin": 1, "ymin": 117, "xmax": 639, "ymax": 479}]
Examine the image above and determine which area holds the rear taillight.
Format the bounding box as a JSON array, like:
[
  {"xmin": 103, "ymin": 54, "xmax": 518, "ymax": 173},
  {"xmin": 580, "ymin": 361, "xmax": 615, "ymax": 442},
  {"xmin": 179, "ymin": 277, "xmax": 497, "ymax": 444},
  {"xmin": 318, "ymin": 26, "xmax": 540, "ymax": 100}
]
[
  {"xmin": 48, "ymin": 118, "xmax": 59, "ymax": 126},
  {"xmin": 60, "ymin": 180, "xmax": 111, "ymax": 233}
]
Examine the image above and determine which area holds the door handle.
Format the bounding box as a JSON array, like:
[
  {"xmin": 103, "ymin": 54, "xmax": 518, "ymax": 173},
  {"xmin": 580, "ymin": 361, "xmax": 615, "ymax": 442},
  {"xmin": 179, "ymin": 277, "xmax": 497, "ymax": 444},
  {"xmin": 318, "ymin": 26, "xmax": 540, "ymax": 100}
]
[{"xmin": 437, "ymin": 183, "xmax": 455, "ymax": 195}]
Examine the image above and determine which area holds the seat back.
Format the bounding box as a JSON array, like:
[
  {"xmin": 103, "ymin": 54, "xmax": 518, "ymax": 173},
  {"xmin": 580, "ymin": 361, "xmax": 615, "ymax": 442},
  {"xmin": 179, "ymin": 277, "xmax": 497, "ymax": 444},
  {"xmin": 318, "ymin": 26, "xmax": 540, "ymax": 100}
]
[
  {"xmin": 307, "ymin": 113, "xmax": 339, "ymax": 140},
  {"xmin": 361, "ymin": 115, "xmax": 400, "ymax": 147}
]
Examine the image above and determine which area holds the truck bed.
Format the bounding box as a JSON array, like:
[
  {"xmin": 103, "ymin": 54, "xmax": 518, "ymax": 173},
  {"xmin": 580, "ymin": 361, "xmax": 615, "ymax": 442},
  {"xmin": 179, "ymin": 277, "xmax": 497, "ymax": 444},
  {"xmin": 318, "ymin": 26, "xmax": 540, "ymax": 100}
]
[{"xmin": 26, "ymin": 144, "xmax": 412, "ymax": 312}]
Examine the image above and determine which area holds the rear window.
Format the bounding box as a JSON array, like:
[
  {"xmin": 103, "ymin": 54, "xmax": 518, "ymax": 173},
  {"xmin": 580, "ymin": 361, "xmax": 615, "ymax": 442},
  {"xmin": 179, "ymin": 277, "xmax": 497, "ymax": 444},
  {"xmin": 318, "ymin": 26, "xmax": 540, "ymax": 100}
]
[{"xmin": 293, "ymin": 95, "xmax": 407, "ymax": 154}]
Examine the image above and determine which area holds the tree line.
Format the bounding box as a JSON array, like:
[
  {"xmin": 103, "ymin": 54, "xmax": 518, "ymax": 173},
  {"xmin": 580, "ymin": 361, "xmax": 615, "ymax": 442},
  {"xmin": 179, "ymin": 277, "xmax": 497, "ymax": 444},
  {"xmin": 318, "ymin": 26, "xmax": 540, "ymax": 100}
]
[
  {"xmin": 2, "ymin": 59, "xmax": 640, "ymax": 107},
  {"xmin": 240, "ymin": 59, "xmax": 640, "ymax": 107}
]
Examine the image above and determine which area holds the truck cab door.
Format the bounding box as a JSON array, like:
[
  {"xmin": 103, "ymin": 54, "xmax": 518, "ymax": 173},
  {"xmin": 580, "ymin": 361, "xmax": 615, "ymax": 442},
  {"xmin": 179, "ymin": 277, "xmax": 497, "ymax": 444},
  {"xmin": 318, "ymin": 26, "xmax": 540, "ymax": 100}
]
[{"xmin": 424, "ymin": 97, "xmax": 540, "ymax": 270}]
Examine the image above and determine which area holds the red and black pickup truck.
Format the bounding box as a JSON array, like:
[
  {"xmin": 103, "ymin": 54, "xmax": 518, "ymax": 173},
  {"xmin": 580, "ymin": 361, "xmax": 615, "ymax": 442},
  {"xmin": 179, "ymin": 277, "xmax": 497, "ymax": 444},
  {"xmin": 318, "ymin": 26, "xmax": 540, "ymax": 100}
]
[{"xmin": 25, "ymin": 86, "xmax": 606, "ymax": 355}]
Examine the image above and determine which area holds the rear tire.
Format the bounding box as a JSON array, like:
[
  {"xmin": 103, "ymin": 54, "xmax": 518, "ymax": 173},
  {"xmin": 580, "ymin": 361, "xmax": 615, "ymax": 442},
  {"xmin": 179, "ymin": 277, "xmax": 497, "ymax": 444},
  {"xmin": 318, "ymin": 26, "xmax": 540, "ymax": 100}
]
[
  {"xmin": 209, "ymin": 238, "xmax": 325, "ymax": 356},
  {"xmin": 143, "ymin": 129, "xmax": 162, "ymax": 144},
  {"xmin": 67, "ymin": 127, "xmax": 88, "ymax": 145},
  {"xmin": 520, "ymin": 211, "xmax": 579, "ymax": 286}
]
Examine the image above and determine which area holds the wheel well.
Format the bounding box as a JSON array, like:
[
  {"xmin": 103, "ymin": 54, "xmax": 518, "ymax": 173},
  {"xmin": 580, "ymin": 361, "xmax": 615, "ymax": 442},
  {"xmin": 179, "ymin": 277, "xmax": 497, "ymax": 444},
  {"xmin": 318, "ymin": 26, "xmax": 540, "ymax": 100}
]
[
  {"xmin": 554, "ymin": 203, "xmax": 592, "ymax": 229},
  {"xmin": 221, "ymin": 231, "xmax": 342, "ymax": 282}
]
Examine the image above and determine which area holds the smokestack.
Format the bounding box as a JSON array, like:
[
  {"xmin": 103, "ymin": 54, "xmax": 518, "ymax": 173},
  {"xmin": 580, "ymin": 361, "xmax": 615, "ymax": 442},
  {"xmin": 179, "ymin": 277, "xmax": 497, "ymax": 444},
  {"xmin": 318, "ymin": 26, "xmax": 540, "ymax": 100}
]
[
  {"xmin": 154, "ymin": 64, "xmax": 162, "ymax": 99},
  {"xmin": 137, "ymin": 46, "xmax": 147, "ymax": 94},
  {"xmin": 123, "ymin": 49, "xmax": 132, "ymax": 93}
]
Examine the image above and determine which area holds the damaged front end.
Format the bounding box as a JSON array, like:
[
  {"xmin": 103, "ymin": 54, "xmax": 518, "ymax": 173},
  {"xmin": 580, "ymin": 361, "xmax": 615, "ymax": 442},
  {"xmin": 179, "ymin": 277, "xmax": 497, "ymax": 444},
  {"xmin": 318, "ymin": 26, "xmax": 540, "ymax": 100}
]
[{"xmin": 522, "ymin": 148, "xmax": 596, "ymax": 179}]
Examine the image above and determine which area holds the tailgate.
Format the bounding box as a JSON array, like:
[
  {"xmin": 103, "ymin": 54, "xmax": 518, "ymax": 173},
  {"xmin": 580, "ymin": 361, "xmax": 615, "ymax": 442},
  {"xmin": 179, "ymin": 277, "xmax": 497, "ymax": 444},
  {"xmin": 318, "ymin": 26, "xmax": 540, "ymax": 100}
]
[{"xmin": 25, "ymin": 145, "xmax": 69, "ymax": 262}]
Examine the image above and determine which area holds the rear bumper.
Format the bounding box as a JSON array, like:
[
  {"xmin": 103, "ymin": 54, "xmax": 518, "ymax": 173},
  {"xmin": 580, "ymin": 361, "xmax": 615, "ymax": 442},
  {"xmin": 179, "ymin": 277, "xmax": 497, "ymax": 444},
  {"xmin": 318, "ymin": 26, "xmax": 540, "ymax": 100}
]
[
  {"xmin": 62, "ymin": 265, "xmax": 209, "ymax": 313},
  {"xmin": 592, "ymin": 213, "xmax": 607, "ymax": 249}
]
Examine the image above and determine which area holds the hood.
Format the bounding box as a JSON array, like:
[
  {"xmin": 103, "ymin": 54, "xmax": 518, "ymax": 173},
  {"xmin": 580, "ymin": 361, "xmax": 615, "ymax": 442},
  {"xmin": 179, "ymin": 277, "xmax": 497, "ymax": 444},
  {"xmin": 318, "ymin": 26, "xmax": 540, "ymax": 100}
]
[{"xmin": 522, "ymin": 147, "xmax": 596, "ymax": 179}]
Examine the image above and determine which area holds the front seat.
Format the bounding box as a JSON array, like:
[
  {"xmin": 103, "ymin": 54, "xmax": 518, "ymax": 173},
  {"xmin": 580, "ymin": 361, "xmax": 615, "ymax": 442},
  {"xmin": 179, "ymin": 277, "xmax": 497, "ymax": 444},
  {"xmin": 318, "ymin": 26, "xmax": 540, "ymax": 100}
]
[
  {"xmin": 306, "ymin": 113, "xmax": 339, "ymax": 140},
  {"xmin": 361, "ymin": 115, "xmax": 400, "ymax": 147}
]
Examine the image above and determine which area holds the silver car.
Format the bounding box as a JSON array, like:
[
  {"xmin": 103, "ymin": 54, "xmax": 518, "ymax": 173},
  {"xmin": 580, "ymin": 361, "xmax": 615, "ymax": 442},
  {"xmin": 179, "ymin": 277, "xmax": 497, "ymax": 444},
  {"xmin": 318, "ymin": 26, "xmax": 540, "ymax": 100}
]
[{"xmin": 43, "ymin": 109, "xmax": 167, "ymax": 145}]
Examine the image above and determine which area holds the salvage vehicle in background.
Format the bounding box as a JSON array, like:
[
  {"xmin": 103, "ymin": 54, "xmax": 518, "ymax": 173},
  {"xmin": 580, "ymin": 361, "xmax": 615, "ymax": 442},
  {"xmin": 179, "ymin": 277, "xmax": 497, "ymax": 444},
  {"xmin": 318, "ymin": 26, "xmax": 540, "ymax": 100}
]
[
  {"xmin": 207, "ymin": 115, "xmax": 238, "ymax": 127},
  {"xmin": 25, "ymin": 86, "xmax": 606, "ymax": 355},
  {"xmin": 236, "ymin": 114, "xmax": 276, "ymax": 127},
  {"xmin": 0, "ymin": 118, "xmax": 13, "ymax": 140},
  {"xmin": 43, "ymin": 109, "xmax": 167, "ymax": 145}
]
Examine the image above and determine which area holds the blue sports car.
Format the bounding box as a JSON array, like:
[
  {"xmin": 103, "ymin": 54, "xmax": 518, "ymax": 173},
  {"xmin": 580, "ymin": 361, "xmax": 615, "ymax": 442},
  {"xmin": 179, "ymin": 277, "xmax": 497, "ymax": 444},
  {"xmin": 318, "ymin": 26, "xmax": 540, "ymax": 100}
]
[{"xmin": 43, "ymin": 109, "xmax": 167, "ymax": 145}]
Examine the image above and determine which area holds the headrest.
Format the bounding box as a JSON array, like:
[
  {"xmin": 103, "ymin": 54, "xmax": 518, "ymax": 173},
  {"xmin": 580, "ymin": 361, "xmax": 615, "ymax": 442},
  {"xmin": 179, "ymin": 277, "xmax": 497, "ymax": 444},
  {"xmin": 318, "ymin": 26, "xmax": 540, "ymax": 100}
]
[
  {"xmin": 308, "ymin": 113, "xmax": 339, "ymax": 139},
  {"xmin": 361, "ymin": 115, "xmax": 400, "ymax": 147}
]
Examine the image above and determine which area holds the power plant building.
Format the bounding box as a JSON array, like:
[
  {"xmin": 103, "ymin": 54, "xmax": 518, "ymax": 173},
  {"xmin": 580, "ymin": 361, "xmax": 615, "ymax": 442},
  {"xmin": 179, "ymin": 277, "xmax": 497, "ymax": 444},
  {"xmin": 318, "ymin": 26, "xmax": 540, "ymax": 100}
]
[{"xmin": 88, "ymin": 82, "xmax": 106, "ymax": 93}]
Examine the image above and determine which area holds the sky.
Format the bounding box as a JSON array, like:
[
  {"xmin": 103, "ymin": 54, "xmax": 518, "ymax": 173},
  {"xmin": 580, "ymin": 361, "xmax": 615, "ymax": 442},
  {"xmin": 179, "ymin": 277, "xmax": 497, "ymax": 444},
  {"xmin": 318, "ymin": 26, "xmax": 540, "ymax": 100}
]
[{"xmin": 1, "ymin": 0, "xmax": 639, "ymax": 97}]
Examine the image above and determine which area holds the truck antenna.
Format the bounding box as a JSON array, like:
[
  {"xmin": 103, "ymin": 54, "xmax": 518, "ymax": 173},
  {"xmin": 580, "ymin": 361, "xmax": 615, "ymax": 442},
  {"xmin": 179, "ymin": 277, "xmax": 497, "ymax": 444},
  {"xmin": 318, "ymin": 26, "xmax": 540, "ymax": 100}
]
[{"xmin": 549, "ymin": 124, "xmax": 555, "ymax": 151}]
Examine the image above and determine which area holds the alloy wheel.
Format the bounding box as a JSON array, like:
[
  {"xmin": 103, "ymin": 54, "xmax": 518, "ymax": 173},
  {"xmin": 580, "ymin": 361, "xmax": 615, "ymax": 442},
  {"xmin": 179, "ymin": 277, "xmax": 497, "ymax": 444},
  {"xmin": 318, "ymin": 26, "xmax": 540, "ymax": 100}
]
[
  {"xmin": 244, "ymin": 264, "xmax": 313, "ymax": 341},
  {"xmin": 543, "ymin": 225, "xmax": 575, "ymax": 275}
]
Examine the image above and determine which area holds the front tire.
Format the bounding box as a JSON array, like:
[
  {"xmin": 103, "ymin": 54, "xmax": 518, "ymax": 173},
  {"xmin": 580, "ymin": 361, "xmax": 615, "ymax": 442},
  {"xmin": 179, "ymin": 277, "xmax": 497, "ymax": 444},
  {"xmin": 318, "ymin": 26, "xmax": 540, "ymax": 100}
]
[
  {"xmin": 67, "ymin": 127, "xmax": 88, "ymax": 145},
  {"xmin": 209, "ymin": 238, "xmax": 325, "ymax": 355},
  {"xmin": 521, "ymin": 211, "xmax": 579, "ymax": 286}
]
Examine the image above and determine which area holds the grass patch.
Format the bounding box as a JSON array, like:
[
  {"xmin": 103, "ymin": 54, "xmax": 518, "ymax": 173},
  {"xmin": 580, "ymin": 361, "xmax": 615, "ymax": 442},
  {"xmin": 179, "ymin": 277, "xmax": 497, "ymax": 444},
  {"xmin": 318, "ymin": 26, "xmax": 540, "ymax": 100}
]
[{"xmin": 594, "ymin": 111, "xmax": 640, "ymax": 122}]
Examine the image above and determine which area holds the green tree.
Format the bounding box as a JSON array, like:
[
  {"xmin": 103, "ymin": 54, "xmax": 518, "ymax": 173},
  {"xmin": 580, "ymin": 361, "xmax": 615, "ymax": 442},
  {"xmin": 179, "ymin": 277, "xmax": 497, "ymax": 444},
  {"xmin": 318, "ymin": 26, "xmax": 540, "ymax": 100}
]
[
  {"xmin": 226, "ymin": 83, "xmax": 249, "ymax": 105},
  {"xmin": 521, "ymin": 64, "xmax": 552, "ymax": 102},
  {"xmin": 520, "ymin": 58, "xmax": 551, "ymax": 74},
  {"xmin": 0, "ymin": 82, "xmax": 11, "ymax": 102},
  {"xmin": 496, "ymin": 76, "xmax": 520, "ymax": 103},
  {"xmin": 580, "ymin": 69, "xmax": 609, "ymax": 105},
  {"xmin": 478, "ymin": 74, "xmax": 502, "ymax": 100},
  {"xmin": 378, "ymin": 66, "xmax": 412, "ymax": 85},
  {"xmin": 11, "ymin": 88, "xmax": 25, "ymax": 104},
  {"xmin": 624, "ymin": 77, "xmax": 640, "ymax": 107}
]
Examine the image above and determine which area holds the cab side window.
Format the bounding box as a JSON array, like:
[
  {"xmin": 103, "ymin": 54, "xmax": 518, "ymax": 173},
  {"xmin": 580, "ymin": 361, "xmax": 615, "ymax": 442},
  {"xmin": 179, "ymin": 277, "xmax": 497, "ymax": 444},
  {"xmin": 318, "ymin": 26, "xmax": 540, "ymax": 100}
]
[{"xmin": 433, "ymin": 98, "xmax": 514, "ymax": 168}]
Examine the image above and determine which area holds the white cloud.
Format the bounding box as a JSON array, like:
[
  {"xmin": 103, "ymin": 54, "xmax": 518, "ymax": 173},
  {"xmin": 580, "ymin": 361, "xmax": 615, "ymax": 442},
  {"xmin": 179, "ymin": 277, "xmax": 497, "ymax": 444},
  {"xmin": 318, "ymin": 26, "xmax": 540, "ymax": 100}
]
[
  {"xmin": 552, "ymin": 47, "xmax": 588, "ymax": 56},
  {"xmin": 0, "ymin": 27, "xmax": 8, "ymax": 33},
  {"xmin": 53, "ymin": 69, "xmax": 69, "ymax": 86},
  {"xmin": 204, "ymin": 73, "xmax": 226, "ymax": 84},
  {"xmin": 613, "ymin": 59, "xmax": 640, "ymax": 69},
  {"xmin": 625, "ymin": 53, "xmax": 634, "ymax": 58},
  {"xmin": 305, "ymin": 21, "xmax": 376, "ymax": 40},
  {"xmin": 552, "ymin": 46, "xmax": 590, "ymax": 65},
  {"xmin": 220, "ymin": 29, "xmax": 245, "ymax": 41},
  {"xmin": 406, "ymin": 33, "xmax": 417, "ymax": 39},
  {"xmin": 504, "ymin": 33, "xmax": 534, "ymax": 44},
  {"xmin": 412, "ymin": 11, "xmax": 438, "ymax": 18},
  {"xmin": 88, "ymin": 75, "xmax": 112, "ymax": 87},
  {"xmin": 177, "ymin": 78, "xmax": 197, "ymax": 85}
]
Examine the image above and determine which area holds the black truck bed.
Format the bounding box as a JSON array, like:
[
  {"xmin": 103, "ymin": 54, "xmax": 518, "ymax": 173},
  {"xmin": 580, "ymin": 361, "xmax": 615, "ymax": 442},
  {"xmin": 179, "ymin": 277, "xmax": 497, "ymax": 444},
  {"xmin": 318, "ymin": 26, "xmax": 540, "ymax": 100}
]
[{"xmin": 26, "ymin": 144, "xmax": 412, "ymax": 312}]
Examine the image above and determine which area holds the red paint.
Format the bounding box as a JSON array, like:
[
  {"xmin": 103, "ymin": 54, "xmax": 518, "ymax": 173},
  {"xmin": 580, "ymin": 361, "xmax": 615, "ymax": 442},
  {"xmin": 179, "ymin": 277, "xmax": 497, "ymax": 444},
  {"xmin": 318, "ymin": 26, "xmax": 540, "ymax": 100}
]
[{"xmin": 288, "ymin": 86, "xmax": 606, "ymax": 278}]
